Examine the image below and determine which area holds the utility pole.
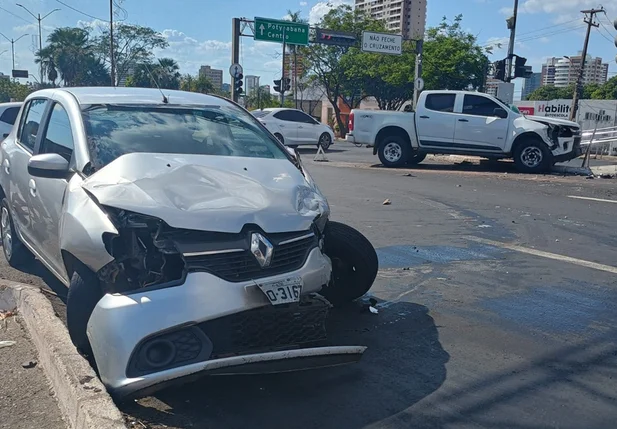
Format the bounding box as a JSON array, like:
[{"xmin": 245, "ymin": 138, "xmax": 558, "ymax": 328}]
[
  {"xmin": 110, "ymin": 0, "xmax": 115, "ymax": 86},
  {"xmin": 16, "ymin": 4, "xmax": 60, "ymax": 85},
  {"xmin": 570, "ymin": 8, "xmax": 602, "ymax": 122},
  {"xmin": 231, "ymin": 18, "xmax": 240, "ymax": 102},
  {"xmin": 0, "ymin": 32, "xmax": 29, "ymax": 71},
  {"xmin": 281, "ymin": 27, "xmax": 287, "ymax": 107},
  {"xmin": 413, "ymin": 40, "xmax": 423, "ymax": 110},
  {"xmin": 505, "ymin": 0, "xmax": 519, "ymax": 82}
]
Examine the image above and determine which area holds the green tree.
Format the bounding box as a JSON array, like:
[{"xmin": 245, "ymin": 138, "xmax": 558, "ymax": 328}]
[
  {"xmin": 93, "ymin": 24, "xmax": 168, "ymax": 86},
  {"xmin": 422, "ymin": 15, "xmax": 491, "ymax": 91},
  {"xmin": 590, "ymin": 76, "xmax": 617, "ymax": 100},
  {"xmin": 155, "ymin": 58, "xmax": 181, "ymax": 89},
  {"xmin": 0, "ymin": 80, "xmax": 33, "ymax": 102},
  {"xmin": 527, "ymin": 84, "xmax": 576, "ymax": 101},
  {"xmin": 181, "ymin": 74, "xmax": 215, "ymax": 94}
]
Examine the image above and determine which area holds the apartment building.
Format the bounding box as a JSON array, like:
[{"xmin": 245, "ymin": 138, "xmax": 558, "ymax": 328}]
[
  {"xmin": 542, "ymin": 55, "xmax": 608, "ymax": 88},
  {"xmin": 198, "ymin": 65, "xmax": 223, "ymax": 90},
  {"xmin": 355, "ymin": 0, "xmax": 427, "ymax": 39}
]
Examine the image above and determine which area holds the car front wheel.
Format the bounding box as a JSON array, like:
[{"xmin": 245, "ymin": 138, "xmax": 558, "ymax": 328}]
[
  {"xmin": 513, "ymin": 138, "xmax": 551, "ymax": 173},
  {"xmin": 318, "ymin": 133, "xmax": 332, "ymax": 150},
  {"xmin": 67, "ymin": 268, "xmax": 104, "ymax": 354},
  {"xmin": 0, "ymin": 198, "xmax": 33, "ymax": 267}
]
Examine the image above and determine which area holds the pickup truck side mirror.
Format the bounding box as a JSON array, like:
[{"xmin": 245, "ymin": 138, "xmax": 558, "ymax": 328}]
[{"xmin": 493, "ymin": 108, "xmax": 508, "ymax": 119}]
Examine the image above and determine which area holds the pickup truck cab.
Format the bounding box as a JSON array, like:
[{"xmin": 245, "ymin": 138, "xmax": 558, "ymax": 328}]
[{"xmin": 347, "ymin": 90, "xmax": 582, "ymax": 173}]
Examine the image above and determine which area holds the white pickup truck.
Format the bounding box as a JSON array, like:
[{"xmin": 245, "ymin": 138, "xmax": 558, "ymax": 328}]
[{"xmin": 346, "ymin": 90, "xmax": 582, "ymax": 173}]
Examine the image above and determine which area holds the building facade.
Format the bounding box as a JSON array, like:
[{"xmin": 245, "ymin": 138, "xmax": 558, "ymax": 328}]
[
  {"xmin": 245, "ymin": 75, "xmax": 260, "ymax": 96},
  {"xmin": 542, "ymin": 55, "xmax": 608, "ymax": 88},
  {"xmin": 522, "ymin": 72, "xmax": 542, "ymax": 100},
  {"xmin": 198, "ymin": 65, "xmax": 223, "ymax": 90},
  {"xmin": 354, "ymin": 0, "xmax": 426, "ymax": 39}
]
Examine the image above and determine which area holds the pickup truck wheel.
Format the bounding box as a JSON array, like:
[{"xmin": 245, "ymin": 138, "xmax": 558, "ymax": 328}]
[
  {"xmin": 378, "ymin": 136, "xmax": 409, "ymax": 167},
  {"xmin": 321, "ymin": 221, "xmax": 378, "ymax": 306},
  {"xmin": 67, "ymin": 269, "xmax": 104, "ymax": 355},
  {"xmin": 407, "ymin": 152, "xmax": 427, "ymax": 165},
  {"xmin": 0, "ymin": 198, "xmax": 33, "ymax": 267},
  {"xmin": 514, "ymin": 138, "xmax": 551, "ymax": 173},
  {"xmin": 318, "ymin": 133, "xmax": 332, "ymax": 150},
  {"xmin": 274, "ymin": 133, "xmax": 284, "ymax": 144}
]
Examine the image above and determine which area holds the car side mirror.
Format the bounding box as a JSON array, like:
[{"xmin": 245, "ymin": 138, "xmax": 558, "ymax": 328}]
[
  {"xmin": 494, "ymin": 108, "xmax": 508, "ymax": 119},
  {"xmin": 28, "ymin": 153, "xmax": 70, "ymax": 179}
]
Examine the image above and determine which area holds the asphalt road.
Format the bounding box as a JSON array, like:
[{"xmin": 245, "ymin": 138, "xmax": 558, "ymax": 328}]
[{"xmin": 1, "ymin": 144, "xmax": 617, "ymax": 429}]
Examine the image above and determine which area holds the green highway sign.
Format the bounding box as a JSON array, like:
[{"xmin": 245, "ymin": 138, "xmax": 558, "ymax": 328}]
[{"xmin": 254, "ymin": 17, "xmax": 310, "ymax": 46}]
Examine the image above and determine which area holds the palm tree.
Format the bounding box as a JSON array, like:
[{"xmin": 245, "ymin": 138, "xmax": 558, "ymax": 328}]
[
  {"xmin": 286, "ymin": 10, "xmax": 307, "ymax": 108},
  {"xmin": 35, "ymin": 46, "xmax": 58, "ymax": 86},
  {"xmin": 156, "ymin": 58, "xmax": 181, "ymax": 90}
]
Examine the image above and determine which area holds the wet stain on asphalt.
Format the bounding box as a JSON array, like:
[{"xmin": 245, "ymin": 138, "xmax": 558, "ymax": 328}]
[
  {"xmin": 482, "ymin": 284, "xmax": 617, "ymax": 335},
  {"xmin": 376, "ymin": 244, "xmax": 508, "ymax": 269}
]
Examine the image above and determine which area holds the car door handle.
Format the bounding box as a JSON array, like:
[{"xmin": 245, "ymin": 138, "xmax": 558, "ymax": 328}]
[
  {"xmin": 3, "ymin": 159, "xmax": 9, "ymax": 175},
  {"xmin": 458, "ymin": 119, "xmax": 469, "ymax": 122},
  {"xmin": 28, "ymin": 179, "xmax": 36, "ymax": 197},
  {"xmin": 298, "ymin": 126, "xmax": 304, "ymax": 128},
  {"xmin": 419, "ymin": 115, "xmax": 430, "ymax": 119}
]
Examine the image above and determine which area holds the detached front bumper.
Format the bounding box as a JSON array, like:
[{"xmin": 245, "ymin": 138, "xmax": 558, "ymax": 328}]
[{"xmin": 86, "ymin": 248, "xmax": 364, "ymax": 398}]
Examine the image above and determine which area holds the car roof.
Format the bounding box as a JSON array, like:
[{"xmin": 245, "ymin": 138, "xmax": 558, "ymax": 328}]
[
  {"xmin": 0, "ymin": 102, "xmax": 23, "ymax": 109},
  {"xmin": 252, "ymin": 108, "xmax": 305, "ymax": 114},
  {"xmin": 25, "ymin": 87, "xmax": 232, "ymax": 107}
]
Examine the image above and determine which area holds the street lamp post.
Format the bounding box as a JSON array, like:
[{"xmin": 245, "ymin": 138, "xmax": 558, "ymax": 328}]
[
  {"xmin": 0, "ymin": 32, "xmax": 29, "ymax": 71},
  {"xmin": 16, "ymin": 4, "xmax": 60, "ymax": 85}
]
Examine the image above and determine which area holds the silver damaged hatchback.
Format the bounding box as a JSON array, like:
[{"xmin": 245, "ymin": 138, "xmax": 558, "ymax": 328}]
[{"xmin": 0, "ymin": 87, "xmax": 378, "ymax": 398}]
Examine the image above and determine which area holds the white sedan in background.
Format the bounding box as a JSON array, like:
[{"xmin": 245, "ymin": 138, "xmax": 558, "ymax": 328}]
[
  {"xmin": 252, "ymin": 108, "xmax": 335, "ymax": 150},
  {"xmin": 0, "ymin": 102, "xmax": 22, "ymax": 141}
]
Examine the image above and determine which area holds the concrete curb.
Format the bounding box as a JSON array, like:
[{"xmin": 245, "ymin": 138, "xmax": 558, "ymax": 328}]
[
  {"xmin": 552, "ymin": 164, "xmax": 617, "ymax": 176},
  {"xmin": 0, "ymin": 281, "xmax": 126, "ymax": 429}
]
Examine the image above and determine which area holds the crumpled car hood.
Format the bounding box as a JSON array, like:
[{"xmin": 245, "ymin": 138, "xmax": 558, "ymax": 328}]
[
  {"xmin": 526, "ymin": 115, "xmax": 579, "ymax": 127},
  {"xmin": 81, "ymin": 153, "xmax": 329, "ymax": 233}
]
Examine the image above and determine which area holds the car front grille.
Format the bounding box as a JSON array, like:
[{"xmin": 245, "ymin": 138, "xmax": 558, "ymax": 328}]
[
  {"xmin": 184, "ymin": 234, "xmax": 318, "ymax": 282},
  {"xmin": 198, "ymin": 296, "xmax": 330, "ymax": 358}
]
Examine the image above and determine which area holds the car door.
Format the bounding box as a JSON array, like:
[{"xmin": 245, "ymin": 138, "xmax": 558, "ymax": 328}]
[
  {"xmin": 28, "ymin": 102, "xmax": 75, "ymax": 279},
  {"xmin": 5, "ymin": 98, "xmax": 48, "ymax": 247},
  {"xmin": 272, "ymin": 110, "xmax": 300, "ymax": 145},
  {"xmin": 416, "ymin": 93, "xmax": 457, "ymax": 148},
  {"xmin": 294, "ymin": 111, "xmax": 320, "ymax": 144},
  {"xmin": 453, "ymin": 94, "xmax": 509, "ymax": 152}
]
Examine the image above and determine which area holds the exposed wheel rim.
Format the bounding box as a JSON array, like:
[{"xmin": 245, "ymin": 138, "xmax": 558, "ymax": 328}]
[
  {"xmin": 319, "ymin": 134, "xmax": 331, "ymax": 149},
  {"xmin": 383, "ymin": 142, "xmax": 402, "ymax": 163},
  {"xmin": 1, "ymin": 206, "xmax": 13, "ymax": 260},
  {"xmin": 520, "ymin": 146, "xmax": 543, "ymax": 168}
]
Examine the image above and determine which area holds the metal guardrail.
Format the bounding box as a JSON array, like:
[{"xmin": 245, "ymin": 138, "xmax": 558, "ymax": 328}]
[{"xmin": 580, "ymin": 125, "xmax": 617, "ymax": 157}]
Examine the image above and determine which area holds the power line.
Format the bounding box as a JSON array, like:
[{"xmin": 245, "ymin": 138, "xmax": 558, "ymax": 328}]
[
  {"xmin": 0, "ymin": 5, "xmax": 32, "ymax": 24},
  {"xmin": 53, "ymin": 0, "xmax": 105, "ymax": 21},
  {"xmin": 516, "ymin": 18, "xmax": 580, "ymax": 37},
  {"xmin": 595, "ymin": 26, "xmax": 614, "ymax": 44},
  {"xmin": 483, "ymin": 24, "xmax": 585, "ymax": 48}
]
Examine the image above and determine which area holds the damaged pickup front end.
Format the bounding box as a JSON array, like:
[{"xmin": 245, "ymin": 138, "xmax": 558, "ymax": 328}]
[
  {"xmin": 61, "ymin": 153, "xmax": 369, "ymax": 399},
  {"xmin": 519, "ymin": 116, "xmax": 583, "ymax": 162}
]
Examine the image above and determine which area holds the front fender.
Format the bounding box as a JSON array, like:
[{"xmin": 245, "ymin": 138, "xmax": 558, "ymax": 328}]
[{"xmin": 59, "ymin": 175, "xmax": 118, "ymax": 273}]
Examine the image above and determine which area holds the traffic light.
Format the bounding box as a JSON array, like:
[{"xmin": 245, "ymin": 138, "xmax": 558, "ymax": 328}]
[
  {"xmin": 614, "ymin": 17, "xmax": 617, "ymax": 64},
  {"xmin": 315, "ymin": 29, "xmax": 356, "ymax": 47},
  {"xmin": 513, "ymin": 55, "xmax": 532, "ymax": 79},
  {"xmin": 494, "ymin": 59, "xmax": 506, "ymax": 81},
  {"xmin": 283, "ymin": 77, "xmax": 291, "ymax": 92},
  {"xmin": 274, "ymin": 79, "xmax": 282, "ymax": 93},
  {"xmin": 234, "ymin": 73, "xmax": 243, "ymax": 95}
]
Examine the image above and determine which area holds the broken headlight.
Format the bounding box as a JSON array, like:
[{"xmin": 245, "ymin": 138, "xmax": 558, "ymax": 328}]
[{"xmin": 99, "ymin": 208, "xmax": 186, "ymax": 293}]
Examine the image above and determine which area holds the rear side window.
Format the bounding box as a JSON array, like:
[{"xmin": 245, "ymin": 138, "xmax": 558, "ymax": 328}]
[
  {"xmin": 40, "ymin": 103, "xmax": 74, "ymax": 162},
  {"xmin": 273, "ymin": 110, "xmax": 296, "ymax": 122},
  {"xmin": 0, "ymin": 107, "xmax": 19, "ymax": 125},
  {"xmin": 425, "ymin": 94, "xmax": 456, "ymax": 113},
  {"xmin": 18, "ymin": 99, "xmax": 47, "ymax": 151}
]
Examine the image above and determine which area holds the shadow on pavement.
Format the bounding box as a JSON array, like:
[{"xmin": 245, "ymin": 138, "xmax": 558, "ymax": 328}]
[
  {"xmin": 371, "ymin": 159, "xmax": 522, "ymax": 174},
  {"xmin": 121, "ymin": 301, "xmax": 449, "ymax": 429},
  {"xmin": 297, "ymin": 147, "xmax": 347, "ymax": 154}
]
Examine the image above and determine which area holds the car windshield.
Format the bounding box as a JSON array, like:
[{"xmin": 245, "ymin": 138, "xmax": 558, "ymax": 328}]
[
  {"xmin": 82, "ymin": 104, "xmax": 287, "ymax": 172},
  {"xmin": 251, "ymin": 110, "xmax": 270, "ymax": 118}
]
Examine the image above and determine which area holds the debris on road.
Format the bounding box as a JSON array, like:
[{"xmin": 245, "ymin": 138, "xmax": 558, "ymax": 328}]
[
  {"xmin": 0, "ymin": 341, "xmax": 16, "ymax": 349},
  {"xmin": 369, "ymin": 306, "xmax": 379, "ymax": 314},
  {"xmin": 383, "ymin": 199, "xmax": 392, "ymax": 205},
  {"xmin": 478, "ymin": 224, "xmax": 492, "ymax": 228},
  {"xmin": 402, "ymin": 173, "xmax": 415, "ymax": 177},
  {"xmin": 0, "ymin": 309, "xmax": 16, "ymax": 321},
  {"xmin": 21, "ymin": 360, "xmax": 37, "ymax": 369}
]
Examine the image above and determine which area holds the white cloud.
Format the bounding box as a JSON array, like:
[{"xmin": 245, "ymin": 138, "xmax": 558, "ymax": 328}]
[
  {"xmin": 300, "ymin": 1, "xmax": 308, "ymax": 6},
  {"xmin": 519, "ymin": 0, "xmax": 599, "ymax": 14},
  {"xmin": 309, "ymin": 0, "xmax": 352, "ymax": 24}
]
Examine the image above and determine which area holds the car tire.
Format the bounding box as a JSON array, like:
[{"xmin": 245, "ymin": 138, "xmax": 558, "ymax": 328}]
[
  {"xmin": 377, "ymin": 135, "xmax": 410, "ymax": 168},
  {"xmin": 321, "ymin": 221, "xmax": 378, "ymax": 306},
  {"xmin": 513, "ymin": 138, "xmax": 551, "ymax": 173},
  {"xmin": 318, "ymin": 133, "xmax": 332, "ymax": 151},
  {"xmin": 407, "ymin": 152, "xmax": 427, "ymax": 165},
  {"xmin": 66, "ymin": 268, "xmax": 103, "ymax": 354},
  {"xmin": 274, "ymin": 133, "xmax": 284, "ymax": 144},
  {"xmin": 1, "ymin": 198, "xmax": 33, "ymax": 267}
]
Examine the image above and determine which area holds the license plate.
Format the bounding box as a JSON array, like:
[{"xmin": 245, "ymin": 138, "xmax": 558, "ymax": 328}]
[{"xmin": 258, "ymin": 277, "xmax": 303, "ymax": 305}]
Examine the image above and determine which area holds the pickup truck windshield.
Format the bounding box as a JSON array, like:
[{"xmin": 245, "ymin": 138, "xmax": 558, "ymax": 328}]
[{"xmin": 82, "ymin": 104, "xmax": 286, "ymax": 172}]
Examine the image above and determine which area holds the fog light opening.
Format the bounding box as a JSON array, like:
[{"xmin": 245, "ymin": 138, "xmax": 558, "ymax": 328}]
[{"xmin": 143, "ymin": 339, "xmax": 176, "ymax": 368}]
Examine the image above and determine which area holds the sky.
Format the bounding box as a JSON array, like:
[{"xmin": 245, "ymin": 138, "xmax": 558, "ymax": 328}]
[{"xmin": 0, "ymin": 0, "xmax": 616, "ymax": 98}]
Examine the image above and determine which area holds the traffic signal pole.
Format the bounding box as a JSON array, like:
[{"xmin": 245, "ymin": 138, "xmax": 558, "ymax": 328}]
[
  {"xmin": 280, "ymin": 27, "xmax": 286, "ymax": 107},
  {"xmin": 505, "ymin": 0, "xmax": 519, "ymax": 82},
  {"xmin": 231, "ymin": 18, "xmax": 241, "ymax": 102}
]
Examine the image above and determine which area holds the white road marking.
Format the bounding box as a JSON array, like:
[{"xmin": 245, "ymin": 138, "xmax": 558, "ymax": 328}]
[
  {"xmin": 568, "ymin": 195, "xmax": 617, "ymax": 204},
  {"xmin": 467, "ymin": 236, "xmax": 617, "ymax": 275}
]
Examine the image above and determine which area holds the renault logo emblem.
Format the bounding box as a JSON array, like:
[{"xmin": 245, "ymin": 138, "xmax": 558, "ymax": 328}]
[{"xmin": 250, "ymin": 233, "xmax": 274, "ymax": 268}]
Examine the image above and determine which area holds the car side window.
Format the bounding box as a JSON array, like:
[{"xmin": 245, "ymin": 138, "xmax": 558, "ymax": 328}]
[
  {"xmin": 425, "ymin": 94, "xmax": 456, "ymax": 113},
  {"xmin": 273, "ymin": 111, "xmax": 295, "ymax": 122},
  {"xmin": 0, "ymin": 107, "xmax": 20, "ymax": 125},
  {"xmin": 462, "ymin": 95, "xmax": 502, "ymax": 117},
  {"xmin": 39, "ymin": 103, "xmax": 74, "ymax": 162},
  {"xmin": 17, "ymin": 99, "xmax": 47, "ymax": 151},
  {"xmin": 295, "ymin": 111, "xmax": 317, "ymax": 124}
]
